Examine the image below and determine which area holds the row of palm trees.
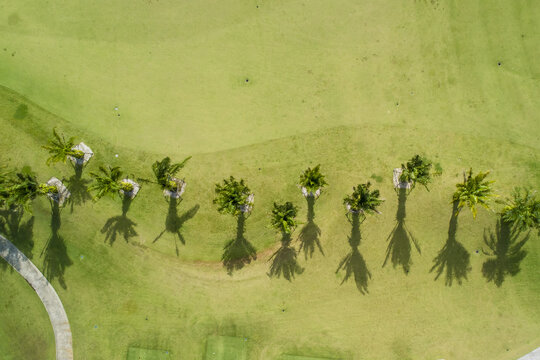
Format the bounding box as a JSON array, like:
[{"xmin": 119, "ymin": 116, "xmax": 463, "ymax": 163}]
[{"xmin": 1, "ymin": 130, "xmax": 538, "ymax": 279}]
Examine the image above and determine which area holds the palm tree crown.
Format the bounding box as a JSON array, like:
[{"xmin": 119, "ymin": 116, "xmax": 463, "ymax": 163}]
[
  {"xmin": 399, "ymin": 155, "xmax": 433, "ymax": 192},
  {"xmin": 152, "ymin": 156, "xmax": 191, "ymax": 190},
  {"xmin": 270, "ymin": 202, "xmax": 298, "ymax": 234},
  {"xmin": 1, "ymin": 168, "xmax": 50, "ymax": 210},
  {"xmin": 214, "ymin": 176, "xmax": 252, "ymax": 216},
  {"xmin": 42, "ymin": 129, "xmax": 83, "ymax": 165},
  {"xmin": 500, "ymin": 187, "xmax": 539, "ymax": 232},
  {"xmin": 453, "ymin": 168, "xmax": 495, "ymax": 218},
  {"xmin": 89, "ymin": 165, "xmax": 123, "ymax": 200},
  {"xmin": 344, "ymin": 182, "xmax": 384, "ymax": 216},
  {"xmin": 299, "ymin": 165, "xmax": 328, "ymax": 193}
]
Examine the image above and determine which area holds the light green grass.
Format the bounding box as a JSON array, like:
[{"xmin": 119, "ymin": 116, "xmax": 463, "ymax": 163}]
[
  {"xmin": 0, "ymin": 0, "xmax": 539, "ymax": 359},
  {"xmin": 205, "ymin": 336, "xmax": 248, "ymax": 360},
  {"xmin": 279, "ymin": 355, "xmax": 336, "ymax": 360},
  {"xmin": 126, "ymin": 347, "xmax": 171, "ymax": 360}
]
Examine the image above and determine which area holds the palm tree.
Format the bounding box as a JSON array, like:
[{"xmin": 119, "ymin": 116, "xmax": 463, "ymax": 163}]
[
  {"xmin": 42, "ymin": 129, "xmax": 85, "ymax": 165},
  {"xmin": 268, "ymin": 201, "xmax": 303, "ymax": 280},
  {"xmin": 299, "ymin": 165, "xmax": 328, "ymax": 198},
  {"xmin": 152, "ymin": 156, "xmax": 191, "ymax": 195},
  {"xmin": 343, "ymin": 182, "xmax": 384, "ymax": 220},
  {"xmin": 500, "ymin": 187, "xmax": 539, "ymax": 233},
  {"xmin": 398, "ymin": 155, "xmax": 433, "ymax": 193},
  {"xmin": 213, "ymin": 176, "xmax": 254, "ymax": 216},
  {"xmin": 453, "ymin": 168, "xmax": 495, "ymax": 219},
  {"xmin": 270, "ymin": 202, "xmax": 299, "ymax": 234},
  {"xmin": 88, "ymin": 165, "xmax": 139, "ymax": 200},
  {"xmin": 214, "ymin": 177, "xmax": 255, "ymax": 273},
  {"xmin": 1, "ymin": 168, "xmax": 64, "ymax": 210}
]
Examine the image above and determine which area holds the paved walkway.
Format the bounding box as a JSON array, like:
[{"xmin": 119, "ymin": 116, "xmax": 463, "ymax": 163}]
[
  {"xmin": 518, "ymin": 347, "xmax": 540, "ymax": 360},
  {"xmin": 0, "ymin": 234, "xmax": 73, "ymax": 360}
]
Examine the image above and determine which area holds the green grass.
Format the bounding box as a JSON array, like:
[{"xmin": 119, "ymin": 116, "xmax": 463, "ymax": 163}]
[
  {"xmin": 0, "ymin": 0, "xmax": 539, "ymax": 359},
  {"xmin": 279, "ymin": 356, "xmax": 335, "ymax": 360},
  {"xmin": 126, "ymin": 347, "xmax": 171, "ymax": 360},
  {"xmin": 205, "ymin": 336, "xmax": 248, "ymax": 360}
]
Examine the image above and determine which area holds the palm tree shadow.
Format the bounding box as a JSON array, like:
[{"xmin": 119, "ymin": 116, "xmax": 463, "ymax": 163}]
[
  {"xmin": 101, "ymin": 197, "xmax": 138, "ymax": 245},
  {"xmin": 298, "ymin": 196, "xmax": 324, "ymax": 259},
  {"xmin": 153, "ymin": 197, "xmax": 199, "ymax": 256},
  {"xmin": 336, "ymin": 212, "xmax": 371, "ymax": 294},
  {"xmin": 430, "ymin": 201, "xmax": 471, "ymax": 286},
  {"xmin": 41, "ymin": 201, "xmax": 72, "ymax": 289},
  {"xmin": 482, "ymin": 218, "xmax": 529, "ymax": 287},
  {"xmin": 0, "ymin": 208, "xmax": 35, "ymax": 271},
  {"xmin": 222, "ymin": 213, "xmax": 257, "ymax": 275},
  {"xmin": 268, "ymin": 232, "xmax": 304, "ymax": 281},
  {"xmin": 65, "ymin": 164, "xmax": 92, "ymax": 213},
  {"xmin": 383, "ymin": 188, "xmax": 421, "ymax": 274}
]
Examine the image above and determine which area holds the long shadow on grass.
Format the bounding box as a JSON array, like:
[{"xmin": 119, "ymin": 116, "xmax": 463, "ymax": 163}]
[
  {"xmin": 153, "ymin": 198, "xmax": 199, "ymax": 256},
  {"xmin": 65, "ymin": 164, "xmax": 92, "ymax": 213},
  {"xmin": 336, "ymin": 212, "xmax": 371, "ymax": 294},
  {"xmin": 430, "ymin": 201, "xmax": 471, "ymax": 286},
  {"xmin": 222, "ymin": 213, "xmax": 257, "ymax": 275},
  {"xmin": 268, "ymin": 232, "xmax": 304, "ymax": 281},
  {"xmin": 0, "ymin": 208, "xmax": 35, "ymax": 271},
  {"xmin": 482, "ymin": 217, "xmax": 529, "ymax": 287},
  {"xmin": 101, "ymin": 197, "xmax": 138, "ymax": 245},
  {"xmin": 383, "ymin": 188, "xmax": 420, "ymax": 274},
  {"xmin": 153, "ymin": 197, "xmax": 199, "ymax": 256},
  {"xmin": 41, "ymin": 201, "xmax": 72, "ymax": 289},
  {"xmin": 298, "ymin": 196, "xmax": 324, "ymax": 259}
]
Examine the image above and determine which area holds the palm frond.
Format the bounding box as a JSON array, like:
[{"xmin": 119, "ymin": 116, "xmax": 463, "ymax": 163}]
[
  {"xmin": 88, "ymin": 165, "xmax": 123, "ymax": 200},
  {"xmin": 42, "ymin": 128, "xmax": 79, "ymax": 165},
  {"xmin": 500, "ymin": 187, "xmax": 539, "ymax": 232},
  {"xmin": 3, "ymin": 168, "xmax": 40, "ymax": 211},
  {"xmin": 453, "ymin": 168, "xmax": 495, "ymax": 219},
  {"xmin": 152, "ymin": 156, "xmax": 191, "ymax": 189},
  {"xmin": 344, "ymin": 182, "xmax": 384, "ymax": 215},
  {"xmin": 213, "ymin": 176, "xmax": 251, "ymax": 216},
  {"xmin": 299, "ymin": 165, "xmax": 328, "ymax": 193},
  {"xmin": 270, "ymin": 202, "xmax": 298, "ymax": 234},
  {"xmin": 399, "ymin": 154, "xmax": 433, "ymax": 192}
]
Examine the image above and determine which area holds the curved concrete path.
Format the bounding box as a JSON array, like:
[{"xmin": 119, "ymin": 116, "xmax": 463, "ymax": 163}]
[{"xmin": 0, "ymin": 234, "xmax": 73, "ymax": 360}]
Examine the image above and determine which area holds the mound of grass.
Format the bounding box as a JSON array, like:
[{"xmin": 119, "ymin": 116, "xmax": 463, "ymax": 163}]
[
  {"xmin": 205, "ymin": 336, "xmax": 248, "ymax": 360},
  {"xmin": 127, "ymin": 347, "xmax": 171, "ymax": 360}
]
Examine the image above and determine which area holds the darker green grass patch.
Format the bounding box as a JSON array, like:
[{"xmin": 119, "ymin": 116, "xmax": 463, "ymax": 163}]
[
  {"xmin": 205, "ymin": 336, "xmax": 248, "ymax": 360},
  {"xmin": 126, "ymin": 347, "xmax": 171, "ymax": 360},
  {"xmin": 13, "ymin": 104, "xmax": 28, "ymax": 120},
  {"xmin": 370, "ymin": 173, "xmax": 383, "ymax": 183}
]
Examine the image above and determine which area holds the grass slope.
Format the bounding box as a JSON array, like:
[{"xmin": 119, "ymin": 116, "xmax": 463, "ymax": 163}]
[{"xmin": 0, "ymin": 0, "xmax": 539, "ymax": 359}]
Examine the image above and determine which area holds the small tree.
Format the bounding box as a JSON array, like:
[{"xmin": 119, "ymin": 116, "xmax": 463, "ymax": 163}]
[
  {"xmin": 270, "ymin": 202, "xmax": 298, "ymax": 234},
  {"xmin": 343, "ymin": 182, "xmax": 384, "ymax": 219},
  {"xmin": 500, "ymin": 187, "xmax": 539, "ymax": 233},
  {"xmin": 399, "ymin": 155, "xmax": 433, "ymax": 192},
  {"xmin": 152, "ymin": 156, "xmax": 191, "ymax": 191},
  {"xmin": 453, "ymin": 168, "xmax": 495, "ymax": 219},
  {"xmin": 89, "ymin": 165, "xmax": 137, "ymax": 200},
  {"xmin": 214, "ymin": 176, "xmax": 253, "ymax": 216},
  {"xmin": 42, "ymin": 129, "xmax": 84, "ymax": 165},
  {"xmin": 299, "ymin": 165, "xmax": 328, "ymax": 196}
]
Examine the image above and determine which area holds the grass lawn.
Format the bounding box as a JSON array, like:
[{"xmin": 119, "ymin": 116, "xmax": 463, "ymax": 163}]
[
  {"xmin": 279, "ymin": 356, "xmax": 335, "ymax": 360},
  {"xmin": 127, "ymin": 347, "xmax": 171, "ymax": 360},
  {"xmin": 205, "ymin": 336, "xmax": 248, "ymax": 360},
  {"xmin": 0, "ymin": 0, "xmax": 539, "ymax": 359}
]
